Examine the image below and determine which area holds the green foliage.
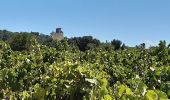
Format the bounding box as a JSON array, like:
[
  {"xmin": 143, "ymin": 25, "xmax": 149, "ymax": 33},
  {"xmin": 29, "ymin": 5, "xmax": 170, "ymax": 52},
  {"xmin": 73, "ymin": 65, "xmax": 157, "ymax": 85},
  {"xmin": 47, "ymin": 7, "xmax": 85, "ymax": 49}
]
[
  {"xmin": 0, "ymin": 30, "xmax": 54, "ymax": 49},
  {"xmin": 9, "ymin": 33, "xmax": 36, "ymax": 51},
  {"xmin": 111, "ymin": 39, "xmax": 122, "ymax": 50},
  {"xmin": 68, "ymin": 36, "xmax": 100, "ymax": 51},
  {"xmin": 0, "ymin": 37, "xmax": 169, "ymax": 99}
]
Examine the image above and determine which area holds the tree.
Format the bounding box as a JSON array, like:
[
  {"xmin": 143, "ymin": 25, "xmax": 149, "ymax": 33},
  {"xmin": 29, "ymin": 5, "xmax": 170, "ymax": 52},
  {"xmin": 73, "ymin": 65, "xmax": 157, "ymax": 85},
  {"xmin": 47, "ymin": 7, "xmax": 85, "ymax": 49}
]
[
  {"xmin": 9, "ymin": 33, "xmax": 35, "ymax": 51},
  {"xmin": 136, "ymin": 43, "xmax": 145, "ymax": 49},
  {"xmin": 0, "ymin": 30, "xmax": 14, "ymax": 41},
  {"xmin": 155, "ymin": 40, "xmax": 169, "ymax": 65},
  {"xmin": 68, "ymin": 36, "xmax": 100, "ymax": 51},
  {"xmin": 111, "ymin": 39, "xmax": 122, "ymax": 50},
  {"xmin": 121, "ymin": 43, "xmax": 126, "ymax": 50}
]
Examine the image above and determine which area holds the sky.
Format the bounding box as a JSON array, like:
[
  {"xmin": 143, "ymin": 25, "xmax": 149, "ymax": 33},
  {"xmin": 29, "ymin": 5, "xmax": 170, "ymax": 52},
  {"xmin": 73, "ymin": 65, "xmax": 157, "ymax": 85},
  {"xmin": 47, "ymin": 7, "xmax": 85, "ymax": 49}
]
[{"xmin": 0, "ymin": 0, "xmax": 170, "ymax": 47}]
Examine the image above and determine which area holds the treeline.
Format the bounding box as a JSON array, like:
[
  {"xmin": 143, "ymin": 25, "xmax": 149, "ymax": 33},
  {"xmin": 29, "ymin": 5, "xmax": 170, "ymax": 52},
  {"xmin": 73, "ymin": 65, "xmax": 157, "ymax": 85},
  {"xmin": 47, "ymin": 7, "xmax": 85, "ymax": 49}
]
[
  {"xmin": 0, "ymin": 29, "xmax": 126, "ymax": 51},
  {"xmin": 1, "ymin": 29, "xmax": 169, "ymax": 52},
  {"xmin": 0, "ymin": 30, "xmax": 52, "ymax": 51}
]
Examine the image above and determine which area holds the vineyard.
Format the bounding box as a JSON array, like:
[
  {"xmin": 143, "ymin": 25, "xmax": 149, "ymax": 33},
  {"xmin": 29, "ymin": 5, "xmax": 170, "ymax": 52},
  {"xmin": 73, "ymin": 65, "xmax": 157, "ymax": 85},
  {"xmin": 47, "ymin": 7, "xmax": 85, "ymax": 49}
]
[{"xmin": 0, "ymin": 38, "xmax": 170, "ymax": 100}]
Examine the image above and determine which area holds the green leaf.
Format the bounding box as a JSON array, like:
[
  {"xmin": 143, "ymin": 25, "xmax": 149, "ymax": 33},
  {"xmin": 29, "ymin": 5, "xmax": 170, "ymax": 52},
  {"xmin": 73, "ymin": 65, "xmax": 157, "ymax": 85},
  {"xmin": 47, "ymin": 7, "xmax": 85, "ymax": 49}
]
[
  {"xmin": 125, "ymin": 87, "xmax": 133, "ymax": 95},
  {"xmin": 145, "ymin": 90, "xmax": 157, "ymax": 100},
  {"xmin": 167, "ymin": 90, "xmax": 170, "ymax": 97},
  {"xmin": 102, "ymin": 95, "xmax": 113, "ymax": 100},
  {"xmin": 118, "ymin": 85, "xmax": 126, "ymax": 97},
  {"xmin": 145, "ymin": 90, "xmax": 168, "ymax": 100},
  {"xmin": 155, "ymin": 90, "xmax": 168, "ymax": 100}
]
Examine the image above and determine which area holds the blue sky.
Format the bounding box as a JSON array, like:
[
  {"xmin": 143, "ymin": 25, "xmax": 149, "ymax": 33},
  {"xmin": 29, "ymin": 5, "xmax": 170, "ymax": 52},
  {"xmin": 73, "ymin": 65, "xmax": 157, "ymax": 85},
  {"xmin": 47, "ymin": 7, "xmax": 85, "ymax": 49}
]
[{"xmin": 0, "ymin": 0, "xmax": 170, "ymax": 47}]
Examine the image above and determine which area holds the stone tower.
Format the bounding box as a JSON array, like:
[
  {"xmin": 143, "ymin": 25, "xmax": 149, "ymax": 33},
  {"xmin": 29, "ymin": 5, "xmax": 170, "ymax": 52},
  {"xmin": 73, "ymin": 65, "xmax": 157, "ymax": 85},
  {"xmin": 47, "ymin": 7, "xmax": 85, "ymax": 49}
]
[{"xmin": 52, "ymin": 28, "xmax": 64, "ymax": 41}]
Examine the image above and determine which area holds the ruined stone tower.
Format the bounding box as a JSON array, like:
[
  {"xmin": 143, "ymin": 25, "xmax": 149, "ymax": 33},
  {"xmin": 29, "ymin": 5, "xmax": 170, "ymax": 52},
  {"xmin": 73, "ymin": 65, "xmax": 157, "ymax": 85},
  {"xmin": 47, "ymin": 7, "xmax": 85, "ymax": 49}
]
[{"xmin": 51, "ymin": 28, "xmax": 64, "ymax": 41}]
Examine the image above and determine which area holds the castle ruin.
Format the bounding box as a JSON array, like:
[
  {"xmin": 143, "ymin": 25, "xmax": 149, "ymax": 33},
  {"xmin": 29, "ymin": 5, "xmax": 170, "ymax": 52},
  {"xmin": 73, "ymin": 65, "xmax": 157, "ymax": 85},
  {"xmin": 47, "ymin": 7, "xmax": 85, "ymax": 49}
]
[{"xmin": 51, "ymin": 28, "xmax": 64, "ymax": 41}]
